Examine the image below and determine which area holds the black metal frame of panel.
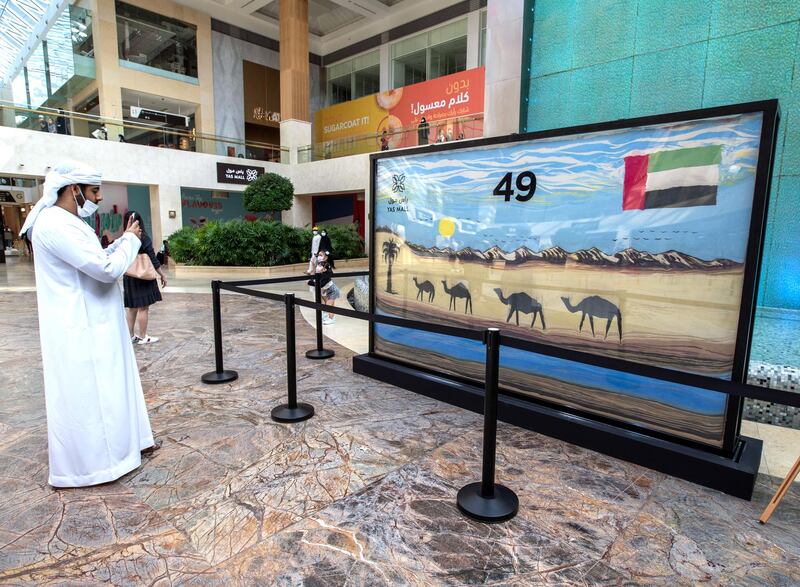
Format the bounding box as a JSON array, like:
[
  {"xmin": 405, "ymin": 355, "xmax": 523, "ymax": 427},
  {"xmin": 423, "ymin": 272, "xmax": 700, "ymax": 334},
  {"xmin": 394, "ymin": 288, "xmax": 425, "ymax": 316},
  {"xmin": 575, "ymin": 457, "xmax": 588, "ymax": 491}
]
[{"xmin": 356, "ymin": 100, "xmax": 780, "ymax": 499}]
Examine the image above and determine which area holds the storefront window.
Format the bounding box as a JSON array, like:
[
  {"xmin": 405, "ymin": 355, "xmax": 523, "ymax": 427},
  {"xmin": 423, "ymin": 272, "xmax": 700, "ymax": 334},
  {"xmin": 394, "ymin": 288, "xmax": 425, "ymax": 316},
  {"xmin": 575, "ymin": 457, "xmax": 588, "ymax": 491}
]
[
  {"xmin": 391, "ymin": 18, "xmax": 467, "ymax": 89},
  {"xmin": 353, "ymin": 65, "xmax": 380, "ymax": 98},
  {"xmin": 328, "ymin": 74, "xmax": 352, "ymax": 105},
  {"xmin": 326, "ymin": 50, "xmax": 380, "ymax": 105},
  {"xmin": 393, "ymin": 48, "xmax": 426, "ymax": 88},
  {"xmin": 429, "ymin": 36, "xmax": 467, "ymax": 79},
  {"xmin": 116, "ymin": 1, "xmax": 198, "ymax": 80}
]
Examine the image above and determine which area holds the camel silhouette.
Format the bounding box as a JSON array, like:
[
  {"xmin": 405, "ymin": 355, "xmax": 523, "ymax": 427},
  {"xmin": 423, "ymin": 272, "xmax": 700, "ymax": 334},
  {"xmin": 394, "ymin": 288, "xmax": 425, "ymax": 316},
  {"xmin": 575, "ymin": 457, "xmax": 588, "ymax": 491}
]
[
  {"xmin": 412, "ymin": 277, "xmax": 435, "ymax": 302},
  {"xmin": 494, "ymin": 288, "xmax": 546, "ymax": 329},
  {"xmin": 441, "ymin": 280, "xmax": 472, "ymax": 314},
  {"xmin": 561, "ymin": 295, "xmax": 622, "ymax": 340}
]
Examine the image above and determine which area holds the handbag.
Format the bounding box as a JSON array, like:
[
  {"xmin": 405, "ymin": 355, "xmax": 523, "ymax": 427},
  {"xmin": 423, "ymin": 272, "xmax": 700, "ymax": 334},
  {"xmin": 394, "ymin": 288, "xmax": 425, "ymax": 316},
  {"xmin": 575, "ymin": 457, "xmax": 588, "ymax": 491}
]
[{"xmin": 125, "ymin": 253, "xmax": 158, "ymax": 281}]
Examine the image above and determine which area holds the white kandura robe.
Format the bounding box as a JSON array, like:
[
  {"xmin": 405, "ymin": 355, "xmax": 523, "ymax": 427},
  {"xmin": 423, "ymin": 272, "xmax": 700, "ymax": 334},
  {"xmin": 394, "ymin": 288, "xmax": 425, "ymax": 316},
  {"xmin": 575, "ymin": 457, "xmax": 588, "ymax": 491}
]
[{"xmin": 32, "ymin": 206, "xmax": 154, "ymax": 487}]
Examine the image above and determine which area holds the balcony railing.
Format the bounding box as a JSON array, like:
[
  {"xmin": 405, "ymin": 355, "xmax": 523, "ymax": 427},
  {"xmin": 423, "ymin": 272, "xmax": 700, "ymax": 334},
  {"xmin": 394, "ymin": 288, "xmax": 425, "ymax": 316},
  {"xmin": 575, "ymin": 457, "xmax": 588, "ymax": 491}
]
[
  {"xmin": 299, "ymin": 113, "xmax": 484, "ymax": 162},
  {"xmin": 0, "ymin": 101, "xmax": 288, "ymax": 164}
]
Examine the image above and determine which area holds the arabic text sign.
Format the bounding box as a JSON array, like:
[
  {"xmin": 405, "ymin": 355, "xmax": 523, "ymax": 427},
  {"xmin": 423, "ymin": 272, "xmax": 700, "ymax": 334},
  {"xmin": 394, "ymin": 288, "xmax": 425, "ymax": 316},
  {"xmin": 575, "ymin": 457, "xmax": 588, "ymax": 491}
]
[
  {"xmin": 216, "ymin": 162, "xmax": 265, "ymax": 185},
  {"xmin": 314, "ymin": 67, "xmax": 485, "ymax": 154}
]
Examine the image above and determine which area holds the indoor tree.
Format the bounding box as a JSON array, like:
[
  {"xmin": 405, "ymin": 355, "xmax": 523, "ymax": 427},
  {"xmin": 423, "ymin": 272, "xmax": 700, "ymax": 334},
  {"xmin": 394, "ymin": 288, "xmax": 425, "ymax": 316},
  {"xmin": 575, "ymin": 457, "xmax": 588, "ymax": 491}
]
[{"xmin": 243, "ymin": 172, "xmax": 294, "ymax": 221}]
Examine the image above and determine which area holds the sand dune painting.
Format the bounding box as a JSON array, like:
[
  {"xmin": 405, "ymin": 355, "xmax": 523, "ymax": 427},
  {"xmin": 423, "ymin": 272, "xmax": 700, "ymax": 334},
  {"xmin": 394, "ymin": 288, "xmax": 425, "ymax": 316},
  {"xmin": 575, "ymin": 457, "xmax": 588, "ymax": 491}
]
[{"xmin": 372, "ymin": 112, "xmax": 767, "ymax": 448}]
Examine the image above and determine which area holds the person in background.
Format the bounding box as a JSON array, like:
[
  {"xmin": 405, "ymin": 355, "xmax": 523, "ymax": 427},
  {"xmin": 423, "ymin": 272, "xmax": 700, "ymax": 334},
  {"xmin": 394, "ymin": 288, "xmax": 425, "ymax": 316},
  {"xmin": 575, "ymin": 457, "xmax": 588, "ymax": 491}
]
[
  {"xmin": 314, "ymin": 250, "xmax": 339, "ymax": 325},
  {"xmin": 47, "ymin": 117, "xmax": 57, "ymax": 133},
  {"xmin": 417, "ymin": 116, "xmax": 430, "ymax": 145},
  {"xmin": 380, "ymin": 129, "xmax": 389, "ymax": 151},
  {"xmin": 123, "ymin": 210, "xmax": 167, "ymax": 345},
  {"xmin": 437, "ymin": 129, "xmax": 446, "ymax": 143},
  {"xmin": 305, "ymin": 226, "xmax": 321, "ymax": 274},
  {"xmin": 318, "ymin": 229, "xmax": 334, "ymax": 265},
  {"xmin": 156, "ymin": 240, "xmax": 169, "ymax": 267},
  {"xmin": 447, "ymin": 129, "xmax": 453, "ymax": 142},
  {"xmin": 91, "ymin": 125, "xmax": 108, "ymax": 140},
  {"xmin": 18, "ymin": 160, "xmax": 157, "ymax": 487},
  {"xmin": 38, "ymin": 116, "xmax": 48, "ymax": 132},
  {"xmin": 56, "ymin": 109, "xmax": 70, "ymax": 135}
]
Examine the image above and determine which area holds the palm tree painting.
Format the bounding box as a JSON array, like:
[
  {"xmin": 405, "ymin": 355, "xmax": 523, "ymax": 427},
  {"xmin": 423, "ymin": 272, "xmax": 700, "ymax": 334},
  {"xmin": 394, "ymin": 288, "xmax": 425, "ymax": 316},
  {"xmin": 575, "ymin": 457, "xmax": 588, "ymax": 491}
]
[{"xmin": 382, "ymin": 239, "xmax": 400, "ymax": 294}]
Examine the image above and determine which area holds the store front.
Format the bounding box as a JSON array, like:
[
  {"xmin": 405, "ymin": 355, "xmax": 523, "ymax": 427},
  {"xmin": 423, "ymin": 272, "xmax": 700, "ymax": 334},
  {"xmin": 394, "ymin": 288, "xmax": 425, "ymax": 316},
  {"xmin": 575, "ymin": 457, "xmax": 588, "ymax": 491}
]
[
  {"xmin": 181, "ymin": 187, "xmax": 250, "ymax": 228},
  {"xmin": 0, "ymin": 177, "xmax": 38, "ymax": 258},
  {"xmin": 87, "ymin": 183, "xmax": 153, "ymax": 244},
  {"xmin": 311, "ymin": 193, "xmax": 365, "ymax": 239}
]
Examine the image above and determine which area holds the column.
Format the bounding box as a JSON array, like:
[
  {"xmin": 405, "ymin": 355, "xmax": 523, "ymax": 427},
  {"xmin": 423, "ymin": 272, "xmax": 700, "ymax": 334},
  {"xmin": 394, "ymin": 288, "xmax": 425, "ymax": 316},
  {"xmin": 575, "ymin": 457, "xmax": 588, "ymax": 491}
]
[
  {"xmin": 149, "ymin": 184, "xmax": 183, "ymax": 247},
  {"xmin": 466, "ymin": 10, "xmax": 481, "ymax": 70},
  {"xmin": 483, "ymin": 0, "xmax": 525, "ymax": 137},
  {"xmin": 0, "ymin": 83, "xmax": 15, "ymax": 128},
  {"xmin": 379, "ymin": 44, "xmax": 390, "ymax": 92},
  {"xmin": 279, "ymin": 0, "xmax": 311, "ymax": 164},
  {"xmin": 92, "ymin": 0, "xmax": 124, "ymax": 137}
]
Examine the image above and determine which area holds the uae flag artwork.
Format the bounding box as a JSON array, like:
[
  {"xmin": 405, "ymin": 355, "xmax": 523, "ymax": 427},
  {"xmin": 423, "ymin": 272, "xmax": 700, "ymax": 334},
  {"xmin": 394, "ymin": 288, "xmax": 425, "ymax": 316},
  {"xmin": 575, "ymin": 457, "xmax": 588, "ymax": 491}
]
[{"xmin": 623, "ymin": 145, "xmax": 722, "ymax": 210}]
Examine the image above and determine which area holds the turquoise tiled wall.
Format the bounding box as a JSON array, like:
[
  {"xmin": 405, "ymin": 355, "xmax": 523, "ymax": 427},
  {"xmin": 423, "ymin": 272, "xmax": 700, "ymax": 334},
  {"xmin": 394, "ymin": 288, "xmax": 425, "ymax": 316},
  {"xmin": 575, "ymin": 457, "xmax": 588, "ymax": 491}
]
[
  {"xmin": 127, "ymin": 185, "xmax": 153, "ymax": 238},
  {"xmin": 524, "ymin": 0, "xmax": 800, "ymax": 309}
]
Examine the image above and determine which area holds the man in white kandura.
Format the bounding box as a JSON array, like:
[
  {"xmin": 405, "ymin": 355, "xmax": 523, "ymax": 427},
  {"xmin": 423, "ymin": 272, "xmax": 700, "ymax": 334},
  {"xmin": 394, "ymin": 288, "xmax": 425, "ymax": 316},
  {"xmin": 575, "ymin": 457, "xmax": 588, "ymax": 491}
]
[{"xmin": 20, "ymin": 161, "xmax": 157, "ymax": 488}]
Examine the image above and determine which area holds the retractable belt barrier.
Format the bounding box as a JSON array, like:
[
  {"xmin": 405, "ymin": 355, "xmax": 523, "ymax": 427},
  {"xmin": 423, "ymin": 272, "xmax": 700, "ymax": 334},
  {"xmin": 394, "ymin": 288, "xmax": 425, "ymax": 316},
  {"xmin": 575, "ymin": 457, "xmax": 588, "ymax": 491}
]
[{"xmin": 201, "ymin": 272, "xmax": 800, "ymax": 522}]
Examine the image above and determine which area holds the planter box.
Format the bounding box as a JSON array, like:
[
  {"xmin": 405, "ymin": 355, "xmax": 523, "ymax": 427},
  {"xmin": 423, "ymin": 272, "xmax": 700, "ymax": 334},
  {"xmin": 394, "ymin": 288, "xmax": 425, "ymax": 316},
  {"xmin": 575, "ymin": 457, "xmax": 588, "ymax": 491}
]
[{"xmin": 173, "ymin": 257, "xmax": 368, "ymax": 278}]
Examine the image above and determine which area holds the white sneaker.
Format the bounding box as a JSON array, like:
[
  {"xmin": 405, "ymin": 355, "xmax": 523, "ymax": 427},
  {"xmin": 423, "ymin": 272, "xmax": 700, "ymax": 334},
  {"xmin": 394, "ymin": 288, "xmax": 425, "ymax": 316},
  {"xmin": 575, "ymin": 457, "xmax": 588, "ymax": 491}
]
[
  {"xmin": 131, "ymin": 335, "xmax": 141, "ymax": 344},
  {"xmin": 322, "ymin": 317, "xmax": 332, "ymax": 325},
  {"xmin": 137, "ymin": 335, "xmax": 160, "ymax": 345}
]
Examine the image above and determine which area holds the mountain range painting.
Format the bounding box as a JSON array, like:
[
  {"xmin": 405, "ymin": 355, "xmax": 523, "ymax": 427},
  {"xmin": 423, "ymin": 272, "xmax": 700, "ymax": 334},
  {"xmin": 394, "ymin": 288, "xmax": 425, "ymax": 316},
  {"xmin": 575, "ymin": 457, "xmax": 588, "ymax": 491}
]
[{"xmin": 372, "ymin": 111, "xmax": 766, "ymax": 448}]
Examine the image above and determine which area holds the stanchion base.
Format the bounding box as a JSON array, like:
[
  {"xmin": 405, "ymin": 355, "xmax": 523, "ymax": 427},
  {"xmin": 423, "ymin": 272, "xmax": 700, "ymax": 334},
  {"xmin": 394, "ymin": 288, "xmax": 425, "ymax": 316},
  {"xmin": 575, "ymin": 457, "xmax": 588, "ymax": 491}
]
[
  {"xmin": 201, "ymin": 370, "xmax": 239, "ymax": 384},
  {"xmin": 456, "ymin": 482, "xmax": 519, "ymax": 523},
  {"xmin": 271, "ymin": 403, "xmax": 315, "ymax": 423},
  {"xmin": 305, "ymin": 348, "xmax": 335, "ymax": 360}
]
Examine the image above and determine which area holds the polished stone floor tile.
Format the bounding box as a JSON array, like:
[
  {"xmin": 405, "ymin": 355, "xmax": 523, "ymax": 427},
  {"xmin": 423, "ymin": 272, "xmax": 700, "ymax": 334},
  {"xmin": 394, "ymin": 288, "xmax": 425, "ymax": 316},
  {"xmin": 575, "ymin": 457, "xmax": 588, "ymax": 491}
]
[{"xmin": 1, "ymin": 291, "xmax": 798, "ymax": 585}]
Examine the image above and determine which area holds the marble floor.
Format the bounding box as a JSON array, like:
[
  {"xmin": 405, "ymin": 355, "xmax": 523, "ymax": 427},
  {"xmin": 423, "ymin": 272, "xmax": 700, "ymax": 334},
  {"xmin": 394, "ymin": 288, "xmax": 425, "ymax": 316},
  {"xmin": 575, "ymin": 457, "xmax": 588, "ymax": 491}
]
[{"xmin": 1, "ymin": 287, "xmax": 799, "ymax": 585}]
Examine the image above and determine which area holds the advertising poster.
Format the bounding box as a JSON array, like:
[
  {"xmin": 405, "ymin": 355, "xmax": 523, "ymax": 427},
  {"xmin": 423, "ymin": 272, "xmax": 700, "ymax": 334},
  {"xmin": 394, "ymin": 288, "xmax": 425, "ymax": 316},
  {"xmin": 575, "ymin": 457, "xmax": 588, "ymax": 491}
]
[
  {"xmin": 314, "ymin": 67, "xmax": 484, "ymax": 157},
  {"xmin": 373, "ymin": 110, "xmax": 768, "ymax": 448}
]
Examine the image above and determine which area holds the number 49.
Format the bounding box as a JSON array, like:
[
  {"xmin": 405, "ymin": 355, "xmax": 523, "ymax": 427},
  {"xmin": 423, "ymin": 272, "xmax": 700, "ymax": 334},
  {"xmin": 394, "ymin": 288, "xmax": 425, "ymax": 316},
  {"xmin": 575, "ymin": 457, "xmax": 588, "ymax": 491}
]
[{"xmin": 493, "ymin": 171, "xmax": 537, "ymax": 202}]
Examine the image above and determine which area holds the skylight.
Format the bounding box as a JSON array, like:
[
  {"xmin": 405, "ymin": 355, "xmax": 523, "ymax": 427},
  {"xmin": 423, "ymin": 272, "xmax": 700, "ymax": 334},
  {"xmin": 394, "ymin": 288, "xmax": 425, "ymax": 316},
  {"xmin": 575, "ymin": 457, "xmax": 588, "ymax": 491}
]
[{"xmin": 0, "ymin": 0, "xmax": 66, "ymax": 84}]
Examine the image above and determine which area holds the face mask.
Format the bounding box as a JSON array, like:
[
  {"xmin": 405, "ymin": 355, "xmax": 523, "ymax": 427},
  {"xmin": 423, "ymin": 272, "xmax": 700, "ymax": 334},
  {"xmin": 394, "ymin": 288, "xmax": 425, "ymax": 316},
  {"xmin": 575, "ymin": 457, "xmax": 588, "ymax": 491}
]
[{"xmin": 74, "ymin": 187, "xmax": 98, "ymax": 218}]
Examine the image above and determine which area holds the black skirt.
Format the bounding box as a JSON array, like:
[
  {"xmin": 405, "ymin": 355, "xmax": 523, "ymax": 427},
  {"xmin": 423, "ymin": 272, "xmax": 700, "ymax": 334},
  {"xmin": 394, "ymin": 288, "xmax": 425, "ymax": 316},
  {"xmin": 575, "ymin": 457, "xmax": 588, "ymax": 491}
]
[{"xmin": 123, "ymin": 275, "xmax": 162, "ymax": 308}]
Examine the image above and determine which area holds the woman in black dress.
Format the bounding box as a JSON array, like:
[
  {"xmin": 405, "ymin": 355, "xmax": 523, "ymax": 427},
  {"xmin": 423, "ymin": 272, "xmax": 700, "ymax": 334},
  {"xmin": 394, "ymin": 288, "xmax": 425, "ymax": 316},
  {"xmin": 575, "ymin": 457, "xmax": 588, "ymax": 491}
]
[{"xmin": 123, "ymin": 211, "xmax": 167, "ymax": 344}]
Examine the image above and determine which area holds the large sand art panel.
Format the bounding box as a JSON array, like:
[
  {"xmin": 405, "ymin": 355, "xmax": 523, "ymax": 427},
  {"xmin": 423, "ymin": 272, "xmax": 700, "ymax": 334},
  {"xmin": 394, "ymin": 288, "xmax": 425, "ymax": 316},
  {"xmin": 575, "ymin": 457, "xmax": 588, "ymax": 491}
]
[{"xmin": 372, "ymin": 112, "xmax": 766, "ymax": 447}]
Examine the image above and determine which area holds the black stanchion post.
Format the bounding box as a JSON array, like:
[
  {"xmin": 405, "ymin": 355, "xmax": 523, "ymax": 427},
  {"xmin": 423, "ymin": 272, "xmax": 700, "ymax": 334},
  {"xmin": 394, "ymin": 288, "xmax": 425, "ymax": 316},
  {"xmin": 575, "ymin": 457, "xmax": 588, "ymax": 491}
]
[
  {"xmin": 305, "ymin": 271, "xmax": 335, "ymax": 360},
  {"xmin": 201, "ymin": 280, "xmax": 239, "ymax": 384},
  {"xmin": 272, "ymin": 293, "xmax": 315, "ymax": 423},
  {"xmin": 456, "ymin": 327, "xmax": 518, "ymax": 522}
]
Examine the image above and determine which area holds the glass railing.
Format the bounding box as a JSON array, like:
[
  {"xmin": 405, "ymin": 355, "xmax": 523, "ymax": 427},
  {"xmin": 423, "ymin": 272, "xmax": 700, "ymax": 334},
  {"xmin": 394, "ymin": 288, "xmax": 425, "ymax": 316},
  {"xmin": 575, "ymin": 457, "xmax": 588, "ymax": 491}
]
[
  {"xmin": 0, "ymin": 101, "xmax": 288, "ymax": 164},
  {"xmin": 300, "ymin": 113, "xmax": 484, "ymax": 161}
]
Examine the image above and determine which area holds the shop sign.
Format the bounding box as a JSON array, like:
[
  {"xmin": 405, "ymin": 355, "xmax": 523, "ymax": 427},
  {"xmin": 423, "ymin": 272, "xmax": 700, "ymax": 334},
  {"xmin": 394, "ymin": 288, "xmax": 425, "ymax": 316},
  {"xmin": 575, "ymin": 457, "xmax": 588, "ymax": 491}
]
[
  {"xmin": 253, "ymin": 107, "xmax": 280, "ymax": 122},
  {"xmin": 216, "ymin": 163, "xmax": 264, "ymax": 185},
  {"xmin": 0, "ymin": 190, "xmax": 25, "ymax": 203},
  {"xmin": 130, "ymin": 106, "xmax": 189, "ymax": 128}
]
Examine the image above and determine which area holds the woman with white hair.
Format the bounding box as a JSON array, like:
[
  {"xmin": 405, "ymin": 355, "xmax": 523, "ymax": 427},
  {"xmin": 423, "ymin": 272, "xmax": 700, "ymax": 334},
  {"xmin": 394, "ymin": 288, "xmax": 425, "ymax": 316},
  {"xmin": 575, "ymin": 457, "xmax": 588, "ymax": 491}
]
[{"xmin": 20, "ymin": 161, "xmax": 157, "ymax": 488}]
